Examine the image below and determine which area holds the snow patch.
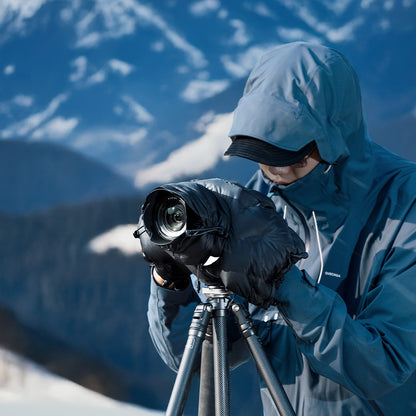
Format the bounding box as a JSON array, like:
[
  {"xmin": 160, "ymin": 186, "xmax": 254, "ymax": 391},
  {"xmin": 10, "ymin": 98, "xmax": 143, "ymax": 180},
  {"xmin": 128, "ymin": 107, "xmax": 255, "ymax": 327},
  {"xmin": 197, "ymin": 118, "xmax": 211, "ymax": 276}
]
[
  {"xmin": 74, "ymin": 127, "xmax": 148, "ymax": 149},
  {"xmin": 277, "ymin": 27, "xmax": 323, "ymax": 44},
  {"xmin": 88, "ymin": 224, "xmax": 141, "ymax": 256},
  {"xmin": 74, "ymin": 1, "xmax": 207, "ymax": 68},
  {"xmin": 0, "ymin": 94, "xmax": 68, "ymax": 139},
  {"xmin": 135, "ymin": 112, "xmax": 233, "ymax": 187},
  {"xmin": 31, "ymin": 116, "xmax": 79, "ymax": 140},
  {"xmin": 86, "ymin": 69, "xmax": 107, "ymax": 85},
  {"xmin": 13, "ymin": 94, "xmax": 34, "ymax": 107},
  {"xmin": 0, "ymin": 0, "xmax": 48, "ymax": 35},
  {"xmin": 189, "ymin": 0, "xmax": 220, "ymax": 17},
  {"xmin": 121, "ymin": 95, "xmax": 154, "ymax": 124},
  {"xmin": 70, "ymin": 56, "xmax": 88, "ymax": 82},
  {"xmin": 321, "ymin": 0, "xmax": 354, "ymax": 15},
  {"xmin": 3, "ymin": 64, "xmax": 15, "ymax": 75},
  {"xmin": 229, "ymin": 19, "xmax": 251, "ymax": 46},
  {"xmin": 221, "ymin": 44, "xmax": 278, "ymax": 78},
  {"xmin": 277, "ymin": 0, "xmax": 364, "ymax": 42},
  {"xmin": 181, "ymin": 79, "xmax": 230, "ymax": 103},
  {"xmin": 108, "ymin": 59, "xmax": 135, "ymax": 76}
]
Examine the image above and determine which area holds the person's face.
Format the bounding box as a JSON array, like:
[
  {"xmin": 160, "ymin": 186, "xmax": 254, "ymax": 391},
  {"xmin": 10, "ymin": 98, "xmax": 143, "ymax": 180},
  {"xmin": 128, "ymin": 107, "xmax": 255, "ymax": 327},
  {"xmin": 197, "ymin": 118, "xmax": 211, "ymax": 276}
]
[{"xmin": 259, "ymin": 146, "xmax": 322, "ymax": 185}]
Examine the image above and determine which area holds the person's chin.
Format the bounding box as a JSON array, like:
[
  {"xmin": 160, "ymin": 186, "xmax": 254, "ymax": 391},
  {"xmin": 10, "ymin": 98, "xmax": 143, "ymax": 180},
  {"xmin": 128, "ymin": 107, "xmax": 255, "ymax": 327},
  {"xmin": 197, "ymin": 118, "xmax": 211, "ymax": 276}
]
[{"xmin": 272, "ymin": 178, "xmax": 293, "ymax": 185}]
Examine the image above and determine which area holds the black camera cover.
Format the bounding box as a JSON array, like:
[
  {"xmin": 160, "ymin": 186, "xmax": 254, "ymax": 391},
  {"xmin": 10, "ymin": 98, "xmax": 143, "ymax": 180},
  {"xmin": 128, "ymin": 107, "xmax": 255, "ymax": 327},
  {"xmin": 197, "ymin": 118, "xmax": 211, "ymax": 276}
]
[{"xmin": 142, "ymin": 178, "xmax": 307, "ymax": 308}]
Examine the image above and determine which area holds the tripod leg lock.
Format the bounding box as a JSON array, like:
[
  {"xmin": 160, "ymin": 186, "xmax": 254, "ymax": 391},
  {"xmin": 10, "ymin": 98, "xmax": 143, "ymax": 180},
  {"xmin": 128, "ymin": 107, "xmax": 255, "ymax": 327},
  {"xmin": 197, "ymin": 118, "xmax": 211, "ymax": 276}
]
[
  {"xmin": 232, "ymin": 303, "xmax": 256, "ymax": 338},
  {"xmin": 187, "ymin": 303, "xmax": 212, "ymax": 341}
]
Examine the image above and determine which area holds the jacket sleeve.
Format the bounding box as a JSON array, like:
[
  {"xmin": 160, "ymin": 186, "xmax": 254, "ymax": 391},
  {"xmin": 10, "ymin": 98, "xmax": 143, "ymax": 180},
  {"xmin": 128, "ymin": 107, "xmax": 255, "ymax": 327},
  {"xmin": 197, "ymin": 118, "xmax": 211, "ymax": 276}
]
[
  {"xmin": 274, "ymin": 240, "xmax": 416, "ymax": 399},
  {"xmin": 147, "ymin": 278, "xmax": 201, "ymax": 371}
]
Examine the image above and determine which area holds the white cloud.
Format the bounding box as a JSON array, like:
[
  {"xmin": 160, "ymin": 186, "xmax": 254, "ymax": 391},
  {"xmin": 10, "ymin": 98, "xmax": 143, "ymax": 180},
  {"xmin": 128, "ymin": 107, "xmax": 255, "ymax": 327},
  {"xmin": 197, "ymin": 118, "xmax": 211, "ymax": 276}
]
[
  {"xmin": 189, "ymin": 0, "xmax": 220, "ymax": 17},
  {"xmin": 88, "ymin": 224, "xmax": 141, "ymax": 256},
  {"xmin": 3, "ymin": 64, "xmax": 15, "ymax": 75},
  {"xmin": 135, "ymin": 112, "xmax": 233, "ymax": 187},
  {"xmin": 108, "ymin": 59, "xmax": 134, "ymax": 76},
  {"xmin": 0, "ymin": 94, "xmax": 68, "ymax": 139},
  {"xmin": 31, "ymin": 116, "xmax": 79, "ymax": 140},
  {"xmin": 69, "ymin": 56, "xmax": 88, "ymax": 82},
  {"xmin": 181, "ymin": 79, "xmax": 230, "ymax": 103},
  {"xmin": 121, "ymin": 95, "xmax": 154, "ymax": 124}
]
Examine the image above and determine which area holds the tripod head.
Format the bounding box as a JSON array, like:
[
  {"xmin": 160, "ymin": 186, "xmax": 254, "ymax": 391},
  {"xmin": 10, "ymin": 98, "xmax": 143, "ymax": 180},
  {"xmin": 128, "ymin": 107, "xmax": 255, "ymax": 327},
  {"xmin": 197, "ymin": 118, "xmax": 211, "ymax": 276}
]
[{"xmin": 202, "ymin": 285, "xmax": 231, "ymax": 299}]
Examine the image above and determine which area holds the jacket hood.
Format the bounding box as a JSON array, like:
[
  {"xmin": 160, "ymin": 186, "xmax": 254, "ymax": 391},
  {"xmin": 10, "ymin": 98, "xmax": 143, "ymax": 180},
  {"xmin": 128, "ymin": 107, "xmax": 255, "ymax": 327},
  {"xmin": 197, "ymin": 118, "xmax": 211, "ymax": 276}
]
[{"xmin": 229, "ymin": 42, "xmax": 368, "ymax": 165}]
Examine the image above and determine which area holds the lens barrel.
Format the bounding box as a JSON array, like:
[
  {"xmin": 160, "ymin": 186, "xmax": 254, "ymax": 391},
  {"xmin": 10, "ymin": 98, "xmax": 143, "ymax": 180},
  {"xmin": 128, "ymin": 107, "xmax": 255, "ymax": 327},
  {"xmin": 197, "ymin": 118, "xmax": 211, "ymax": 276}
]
[
  {"xmin": 156, "ymin": 197, "xmax": 187, "ymax": 240},
  {"xmin": 142, "ymin": 190, "xmax": 189, "ymax": 244}
]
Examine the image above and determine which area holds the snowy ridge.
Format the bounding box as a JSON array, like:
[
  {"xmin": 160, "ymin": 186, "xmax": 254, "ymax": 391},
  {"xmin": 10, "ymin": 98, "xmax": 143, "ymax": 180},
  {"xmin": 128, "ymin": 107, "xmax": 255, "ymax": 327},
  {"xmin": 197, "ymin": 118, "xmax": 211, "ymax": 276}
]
[
  {"xmin": 0, "ymin": 347, "xmax": 163, "ymax": 415},
  {"xmin": 135, "ymin": 112, "xmax": 233, "ymax": 187},
  {"xmin": 0, "ymin": 0, "xmax": 415, "ymax": 185}
]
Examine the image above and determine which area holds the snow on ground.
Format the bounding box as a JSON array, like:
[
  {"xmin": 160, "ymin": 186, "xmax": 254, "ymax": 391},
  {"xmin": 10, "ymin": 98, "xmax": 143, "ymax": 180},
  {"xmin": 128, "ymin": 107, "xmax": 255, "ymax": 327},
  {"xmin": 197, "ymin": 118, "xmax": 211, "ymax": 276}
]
[{"xmin": 0, "ymin": 347, "xmax": 163, "ymax": 416}]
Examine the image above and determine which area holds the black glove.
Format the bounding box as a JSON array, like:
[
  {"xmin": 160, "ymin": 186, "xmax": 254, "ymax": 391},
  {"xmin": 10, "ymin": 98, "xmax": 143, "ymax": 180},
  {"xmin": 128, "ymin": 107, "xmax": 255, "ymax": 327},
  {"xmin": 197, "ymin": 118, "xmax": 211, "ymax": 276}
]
[
  {"xmin": 135, "ymin": 216, "xmax": 191, "ymax": 289},
  {"xmin": 196, "ymin": 195, "xmax": 307, "ymax": 309}
]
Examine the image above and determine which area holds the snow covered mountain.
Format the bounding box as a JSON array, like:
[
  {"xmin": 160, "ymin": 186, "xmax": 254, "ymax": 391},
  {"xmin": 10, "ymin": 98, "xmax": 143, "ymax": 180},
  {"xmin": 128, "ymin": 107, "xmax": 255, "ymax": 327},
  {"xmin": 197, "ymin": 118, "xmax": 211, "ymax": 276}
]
[
  {"xmin": 0, "ymin": 347, "xmax": 163, "ymax": 416},
  {"xmin": 1, "ymin": 0, "xmax": 415, "ymax": 190}
]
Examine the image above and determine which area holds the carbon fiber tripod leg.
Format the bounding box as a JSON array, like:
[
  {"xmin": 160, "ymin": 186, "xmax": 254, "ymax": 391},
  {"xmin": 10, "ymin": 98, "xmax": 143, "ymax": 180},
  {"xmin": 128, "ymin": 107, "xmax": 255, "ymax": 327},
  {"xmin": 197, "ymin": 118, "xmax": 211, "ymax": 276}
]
[
  {"xmin": 231, "ymin": 302, "xmax": 296, "ymax": 416},
  {"xmin": 198, "ymin": 322, "xmax": 215, "ymax": 416},
  {"xmin": 212, "ymin": 297, "xmax": 230, "ymax": 416},
  {"xmin": 166, "ymin": 303, "xmax": 211, "ymax": 416}
]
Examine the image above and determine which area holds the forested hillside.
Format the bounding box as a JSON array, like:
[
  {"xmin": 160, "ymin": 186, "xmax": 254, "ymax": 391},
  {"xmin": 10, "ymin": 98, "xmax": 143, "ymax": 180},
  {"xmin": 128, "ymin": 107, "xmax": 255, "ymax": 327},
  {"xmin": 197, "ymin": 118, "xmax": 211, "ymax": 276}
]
[
  {"xmin": 0, "ymin": 140, "xmax": 135, "ymax": 214},
  {"xmin": 0, "ymin": 196, "xmax": 173, "ymax": 409}
]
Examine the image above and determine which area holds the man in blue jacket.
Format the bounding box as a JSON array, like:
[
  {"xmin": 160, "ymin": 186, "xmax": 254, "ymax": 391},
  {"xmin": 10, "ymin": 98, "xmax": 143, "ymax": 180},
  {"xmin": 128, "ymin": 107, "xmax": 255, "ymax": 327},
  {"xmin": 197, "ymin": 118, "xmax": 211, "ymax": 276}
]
[{"xmin": 145, "ymin": 42, "xmax": 416, "ymax": 414}]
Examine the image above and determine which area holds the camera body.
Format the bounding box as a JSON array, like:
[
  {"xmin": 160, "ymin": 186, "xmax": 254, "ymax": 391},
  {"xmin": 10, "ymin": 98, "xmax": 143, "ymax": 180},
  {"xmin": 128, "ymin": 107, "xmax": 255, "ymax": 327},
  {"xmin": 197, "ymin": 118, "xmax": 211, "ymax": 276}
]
[{"xmin": 138, "ymin": 178, "xmax": 307, "ymax": 307}]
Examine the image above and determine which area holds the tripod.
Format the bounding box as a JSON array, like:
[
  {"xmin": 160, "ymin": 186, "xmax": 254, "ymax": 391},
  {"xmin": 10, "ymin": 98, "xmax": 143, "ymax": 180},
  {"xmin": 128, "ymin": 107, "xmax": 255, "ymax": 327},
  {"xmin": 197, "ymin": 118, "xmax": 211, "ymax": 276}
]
[{"xmin": 166, "ymin": 286, "xmax": 295, "ymax": 416}]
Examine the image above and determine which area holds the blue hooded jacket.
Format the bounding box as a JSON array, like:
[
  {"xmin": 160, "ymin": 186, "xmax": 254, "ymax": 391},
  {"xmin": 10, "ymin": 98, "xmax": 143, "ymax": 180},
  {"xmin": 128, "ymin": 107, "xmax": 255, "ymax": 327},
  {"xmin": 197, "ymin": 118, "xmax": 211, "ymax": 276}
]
[{"xmin": 147, "ymin": 42, "xmax": 416, "ymax": 415}]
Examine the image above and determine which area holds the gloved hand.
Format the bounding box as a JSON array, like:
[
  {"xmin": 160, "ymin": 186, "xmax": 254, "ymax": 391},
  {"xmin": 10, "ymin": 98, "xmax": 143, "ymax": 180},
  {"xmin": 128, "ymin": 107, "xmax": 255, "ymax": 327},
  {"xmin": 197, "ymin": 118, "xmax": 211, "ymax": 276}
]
[
  {"xmin": 135, "ymin": 216, "xmax": 191, "ymax": 289},
  {"xmin": 197, "ymin": 201, "xmax": 307, "ymax": 309}
]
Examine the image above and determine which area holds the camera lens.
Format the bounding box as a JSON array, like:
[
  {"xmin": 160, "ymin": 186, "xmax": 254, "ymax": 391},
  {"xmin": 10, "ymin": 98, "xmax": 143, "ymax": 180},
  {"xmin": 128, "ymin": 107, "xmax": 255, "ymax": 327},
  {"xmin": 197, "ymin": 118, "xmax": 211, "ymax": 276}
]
[{"xmin": 156, "ymin": 196, "xmax": 187, "ymax": 240}]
